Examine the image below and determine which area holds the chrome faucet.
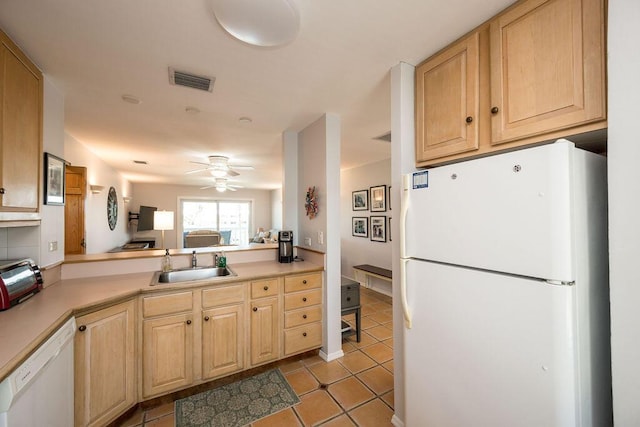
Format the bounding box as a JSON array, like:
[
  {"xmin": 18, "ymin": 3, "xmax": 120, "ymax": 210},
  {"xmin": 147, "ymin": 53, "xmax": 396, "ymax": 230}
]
[{"xmin": 191, "ymin": 251, "xmax": 197, "ymax": 268}]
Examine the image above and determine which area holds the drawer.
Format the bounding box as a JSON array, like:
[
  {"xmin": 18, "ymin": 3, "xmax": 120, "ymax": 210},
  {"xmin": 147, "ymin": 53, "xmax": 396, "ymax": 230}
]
[
  {"xmin": 341, "ymin": 283, "xmax": 360, "ymax": 309},
  {"xmin": 143, "ymin": 291, "xmax": 193, "ymax": 317},
  {"xmin": 284, "ymin": 273, "xmax": 322, "ymax": 293},
  {"xmin": 284, "ymin": 322, "xmax": 322, "ymax": 356},
  {"xmin": 284, "ymin": 305, "xmax": 322, "ymax": 328},
  {"xmin": 202, "ymin": 284, "xmax": 245, "ymax": 308},
  {"xmin": 284, "ymin": 289, "xmax": 322, "ymax": 311},
  {"xmin": 250, "ymin": 279, "xmax": 279, "ymax": 299}
]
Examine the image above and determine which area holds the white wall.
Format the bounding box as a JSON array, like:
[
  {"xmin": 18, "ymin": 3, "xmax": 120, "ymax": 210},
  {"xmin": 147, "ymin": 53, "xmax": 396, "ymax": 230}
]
[
  {"xmin": 39, "ymin": 77, "xmax": 66, "ymax": 267},
  {"xmin": 340, "ymin": 158, "xmax": 392, "ymax": 295},
  {"xmin": 64, "ymin": 133, "xmax": 132, "ymax": 253},
  {"xmin": 608, "ymin": 1, "xmax": 640, "ymax": 425},
  {"xmin": 296, "ymin": 113, "xmax": 342, "ymax": 362},
  {"xmin": 271, "ymin": 188, "xmax": 282, "ymax": 231},
  {"xmin": 130, "ymin": 182, "xmax": 273, "ymax": 249}
]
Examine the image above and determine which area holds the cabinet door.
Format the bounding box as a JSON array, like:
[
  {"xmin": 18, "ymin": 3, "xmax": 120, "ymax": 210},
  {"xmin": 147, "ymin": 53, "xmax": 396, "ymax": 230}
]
[
  {"xmin": 489, "ymin": 0, "xmax": 605, "ymax": 145},
  {"xmin": 202, "ymin": 304, "xmax": 244, "ymax": 379},
  {"xmin": 250, "ymin": 297, "xmax": 280, "ymax": 366},
  {"xmin": 0, "ymin": 34, "xmax": 42, "ymax": 211},
  {"xmin": 142, "ymin": 313, "xmax": 194, "ymax": 398},
  {"xmin": 75, "ymin": 300, "xmax": 136, "ymax": 427},
  {"xmin": 415, "ymin": 31, "xmax": 480, "ymax": 162}
]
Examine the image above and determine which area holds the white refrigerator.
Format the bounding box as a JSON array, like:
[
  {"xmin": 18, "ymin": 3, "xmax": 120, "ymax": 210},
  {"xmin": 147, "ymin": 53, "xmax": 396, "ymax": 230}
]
[{"xmin": 399, "ymin": 140, "xmax": 612, "ymax": 426}]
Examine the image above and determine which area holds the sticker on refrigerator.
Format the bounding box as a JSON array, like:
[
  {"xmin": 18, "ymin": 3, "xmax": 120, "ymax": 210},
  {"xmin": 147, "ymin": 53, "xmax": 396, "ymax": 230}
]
[{"xmin": 412, "ymin": 170, "xmax": 428, "ymax": 189}]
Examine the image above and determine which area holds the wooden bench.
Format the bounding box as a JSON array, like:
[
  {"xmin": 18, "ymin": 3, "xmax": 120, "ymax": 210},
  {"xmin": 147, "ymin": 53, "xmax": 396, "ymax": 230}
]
[{"xmin": 353, "ymin": 264, "xmax": 392, "ymax": 289}]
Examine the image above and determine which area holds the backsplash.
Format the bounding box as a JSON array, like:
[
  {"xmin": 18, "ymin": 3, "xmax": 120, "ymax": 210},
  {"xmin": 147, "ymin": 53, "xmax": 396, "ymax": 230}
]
[{"xmin": 0, "ymin": 226, "xmax": 40, "ymax": 264}]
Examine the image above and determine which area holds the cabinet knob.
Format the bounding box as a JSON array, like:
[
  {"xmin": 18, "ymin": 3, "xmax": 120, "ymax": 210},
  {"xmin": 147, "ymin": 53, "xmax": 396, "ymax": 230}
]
[
  {"xmin": 0, "ymin": 188, "xmax": 4, "ymax": 195},
  {"xmin": 186, "ymin": 319, "xmax": 192, "ymax": 325},
  {"xmin": 78, "ymin": 325, "xmax": 86, "ymax": 332},
  {"xmin": 491, "ymin": 106, "xmax": 499, "ymax": 114},
  {"xmin": 204, "ymin": 316, "xmax": 210, "ymax": 321},
  {"xmin": 303, "ymin": 314, "xmax": 308, "ymax": 319},
  {"xmin": 302, "ymin": 280, "xmax": 307, "ymax": 284},
  {"xmin": 253, "ymin": 307, "xmax": 258, "ymax": 312},
  {"xmin": 263, "ymin": 286, "xmax": 269, "ymax": 291},
  {"xmin": 302, "ymin": 297, "xmax": 307, "ymax": 302},
  {"xmin": 302, "ymin": 332, "xmax": 307, "ymax": 337},
  {"xmin": 465, "ymin": 116, "xmax": 473, "ymax": 123}
]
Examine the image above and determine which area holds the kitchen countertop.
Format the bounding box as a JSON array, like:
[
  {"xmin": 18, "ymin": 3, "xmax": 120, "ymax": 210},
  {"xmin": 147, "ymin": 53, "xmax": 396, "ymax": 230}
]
[{"xmin": 0, "ymin": 259, "xmax": 322, "ymax": 382}]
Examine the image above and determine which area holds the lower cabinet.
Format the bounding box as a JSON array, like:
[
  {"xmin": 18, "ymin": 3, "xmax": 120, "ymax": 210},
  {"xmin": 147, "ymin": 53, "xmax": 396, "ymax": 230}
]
[
  {"xmin": 283, "ymin": 273, "xmax": 323, "ymax": 356},
  {"xmin": 74, "ymin": 300, "xmax": 136, "ymax": 427},
  {"xmin": 141, "ymin": 291, "xmax": 195, "ymax": 398},
  {"xmin": 249, "ymin": 278, "xmax": 281, "ymax": 366}
]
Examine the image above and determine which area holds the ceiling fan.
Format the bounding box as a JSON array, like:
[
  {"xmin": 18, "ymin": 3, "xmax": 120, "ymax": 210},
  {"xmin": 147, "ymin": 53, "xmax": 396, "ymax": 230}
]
[
  {"xmin": 200, "ymin": 178, "xmax": 244, "ymax": 192},
  {"xmin": 186, "ymin": 155, "xmax": 254, "ymax": 177}
]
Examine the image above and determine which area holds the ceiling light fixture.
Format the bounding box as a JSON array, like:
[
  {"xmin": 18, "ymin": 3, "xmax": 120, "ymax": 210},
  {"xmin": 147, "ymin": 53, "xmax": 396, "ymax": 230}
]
[
  {"xmin": 211, "ymin": 0, "xmax": 300, "ymax": 47},
  {"xmin": 238, "ymin": 116, "xmax": 252, "ymax": 124},
  {"xmin": 185, "ymin": 106, "xmax": 200, "ymax": 114},
  {"xmin": 209, "ymin": 168, "xmax": 228, "ymax": 178}
]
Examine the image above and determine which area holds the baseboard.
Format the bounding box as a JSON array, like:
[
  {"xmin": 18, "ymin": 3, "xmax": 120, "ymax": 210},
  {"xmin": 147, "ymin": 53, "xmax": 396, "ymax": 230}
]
[
  {"xmin": 319, "ymin": 349, "xmax": 344, "ymax": 362},
  {"xmin": 391, "ymin": 414, "xmax": 405, "ymax": 427}
]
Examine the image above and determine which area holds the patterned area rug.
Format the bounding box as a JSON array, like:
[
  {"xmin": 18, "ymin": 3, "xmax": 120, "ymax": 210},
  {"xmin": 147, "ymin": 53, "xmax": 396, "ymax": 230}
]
[{"xmin": 175, "ymin": 369, "xmax": 300, "ymax": 427}]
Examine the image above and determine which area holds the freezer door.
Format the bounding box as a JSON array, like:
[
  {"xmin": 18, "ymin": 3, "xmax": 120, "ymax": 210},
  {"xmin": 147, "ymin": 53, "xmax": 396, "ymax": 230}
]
[
  {"xmin": 404, "ymin": 260, "xmax": 580, "ymax": 427},
  {"xmin": 405, "ymin": 141, "xmax": 580, "ymax": 282}
]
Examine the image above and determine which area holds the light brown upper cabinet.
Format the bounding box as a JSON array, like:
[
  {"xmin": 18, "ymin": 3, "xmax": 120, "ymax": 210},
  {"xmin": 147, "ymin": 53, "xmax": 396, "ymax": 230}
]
[
  {"xmin": 489, "ymin": 0, "xmax": 606, "ymax": 145},
  {"xmin": 415, "ymin": 0, "xmax": 606, "ymax": 166},
  {"xmin": 0, "ymin": 29, "xmax": 43, "ymax": 211},
  {"xmin": 415, "ymin": 31, "xmax": 483, "ymax": 162}
]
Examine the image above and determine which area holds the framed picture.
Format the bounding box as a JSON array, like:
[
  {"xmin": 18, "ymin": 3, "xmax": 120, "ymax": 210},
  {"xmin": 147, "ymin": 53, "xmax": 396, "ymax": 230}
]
[
  {"xmin": 44, "ymin": 152, "xmax": 65, "ymax": 205},
  {"xmin": 388, "ymin": 217, "xmax": 392, "ymax": 241},
  {"xmin": 352, "ymin": 190, "xmax": 368, "ymax": 211},
  {"xmin": 370, "ymin": 185, "xmax": 387, "ymax": 212},
  {"xmin": 352, "ymin": 217, "xmax": 369, "ymax": 237},
  {"xmin": 370, "ymin": 215, "xmax": 386, "ymax": 242}
]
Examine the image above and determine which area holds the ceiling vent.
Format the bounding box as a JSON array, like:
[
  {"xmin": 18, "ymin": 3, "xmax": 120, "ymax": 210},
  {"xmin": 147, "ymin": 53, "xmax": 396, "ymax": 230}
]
[
  {"xmin": 373, "ymin": 131, "xmax": 392, "ymax": 143},
  {"xmin": 168, "ymin": 67, "xmax": 215, "ymax": 92}
]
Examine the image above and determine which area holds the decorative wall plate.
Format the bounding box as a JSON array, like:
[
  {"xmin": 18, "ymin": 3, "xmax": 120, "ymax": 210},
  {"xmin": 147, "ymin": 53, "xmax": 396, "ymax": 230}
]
[{"xmin": 107, "ymin": 186, "xmax": 118, "ymax": 230}]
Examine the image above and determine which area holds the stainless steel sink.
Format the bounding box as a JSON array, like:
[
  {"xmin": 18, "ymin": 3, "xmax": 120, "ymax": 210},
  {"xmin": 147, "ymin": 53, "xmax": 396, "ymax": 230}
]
[{"xmin": 150, "ymin": 266, "xmax": 236, "ymax": 285}]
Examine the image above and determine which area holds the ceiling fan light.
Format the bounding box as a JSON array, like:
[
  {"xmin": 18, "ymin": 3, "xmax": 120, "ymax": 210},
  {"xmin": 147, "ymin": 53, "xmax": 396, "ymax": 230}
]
[
  {"xmin": 216, "ymin": 185, "xmax": 227, "ymax": 192},
  {"xmin": 210, "ymin": 169, "xmax": 227, "ymax": 178}
]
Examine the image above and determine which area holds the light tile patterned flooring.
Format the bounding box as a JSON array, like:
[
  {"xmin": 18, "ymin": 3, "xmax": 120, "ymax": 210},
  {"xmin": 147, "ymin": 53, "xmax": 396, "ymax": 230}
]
[{"xmin": 120, "ymin": 288, "xmax": 394, "ymax": 427}]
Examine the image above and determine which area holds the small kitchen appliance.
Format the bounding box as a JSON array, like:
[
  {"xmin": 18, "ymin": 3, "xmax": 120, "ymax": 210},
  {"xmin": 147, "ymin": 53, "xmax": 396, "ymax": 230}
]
[
  {"xmin": 278, "ymin": 231, "xmax": 293, "ymax": 263},
  {"xmin": 0, "ymin": 258, "xmax": 43, "ymax": 310}
]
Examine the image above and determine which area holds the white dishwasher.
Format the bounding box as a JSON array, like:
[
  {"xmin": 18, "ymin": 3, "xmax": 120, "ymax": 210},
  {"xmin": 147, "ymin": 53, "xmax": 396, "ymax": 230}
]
[{"xmin": 0, "ymin": 317, "xmax": 76, "ymax": 427}]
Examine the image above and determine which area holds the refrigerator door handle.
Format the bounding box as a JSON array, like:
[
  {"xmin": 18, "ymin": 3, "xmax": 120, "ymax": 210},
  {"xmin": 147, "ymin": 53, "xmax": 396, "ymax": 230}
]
[{"xmin": 400, "ymin": 174, "xmax": 412, "ymax": 328}]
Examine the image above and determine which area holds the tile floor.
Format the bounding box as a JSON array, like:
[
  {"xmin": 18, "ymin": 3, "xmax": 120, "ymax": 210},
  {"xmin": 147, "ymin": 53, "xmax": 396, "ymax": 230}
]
[{"xmin": 120, "ymin": 287, "xmax": 394, "ymax": 427}]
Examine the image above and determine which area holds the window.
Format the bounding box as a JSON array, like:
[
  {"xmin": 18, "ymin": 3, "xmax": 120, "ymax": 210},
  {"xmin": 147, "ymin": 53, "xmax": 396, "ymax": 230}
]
[{"xmin": 181, "ymin": 199, "xmax": 251, "ymax": 246}]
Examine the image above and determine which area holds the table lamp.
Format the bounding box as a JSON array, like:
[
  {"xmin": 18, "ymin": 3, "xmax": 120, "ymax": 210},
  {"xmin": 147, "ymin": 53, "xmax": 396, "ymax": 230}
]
[{"xmin": 153, "ymin": 210, "xmax": 174, "ymax": 249}]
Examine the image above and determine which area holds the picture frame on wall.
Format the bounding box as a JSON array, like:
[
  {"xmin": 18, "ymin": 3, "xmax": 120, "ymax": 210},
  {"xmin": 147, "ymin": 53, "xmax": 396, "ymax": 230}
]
[
  {"xmin": 370, "ymin": 215, "xmax": 386, "ymax": 242},
  {"xmin": 44, "ymin": 152, "xmax": 66, "ymax": 205},
  {"xmin": 370, "ymin": 185, "xmax": 387, "ymax": 212},
  {"xmin": 352, "ymin": 217, "xmax": 369, "ymax": 237},
  {"xmin": 352, "ymin": 190, "xmax": 368, "ymax": 211}
]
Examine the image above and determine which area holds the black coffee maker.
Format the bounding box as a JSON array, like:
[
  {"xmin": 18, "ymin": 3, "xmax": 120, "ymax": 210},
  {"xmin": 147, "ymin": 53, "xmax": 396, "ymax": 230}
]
[{"xmin": 278, "ymin": 231, "xmax": 293, "ymax": 263}]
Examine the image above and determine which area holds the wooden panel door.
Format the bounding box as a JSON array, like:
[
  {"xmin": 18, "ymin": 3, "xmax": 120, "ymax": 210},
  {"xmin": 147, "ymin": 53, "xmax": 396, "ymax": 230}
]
[
  {"xmin": 65, "ymin": 165, "xmax": 86, "ymax": 254},
  {"xmin": 202, "ymin": 304, "xmax": 244, "ymax": 379},
  {"xmin": 142, "ymin": 313, "xmax": 194, "ymax": 398},
  {"xmin": 489, "ymin": 0, "xmax": 605, "ymax": 145},
  {"xmin": 415, "ymin": 31, "xmax": 481, "ymax": 162},
  {"xmin": 0, "ymin": 31, "xmax": 42, "ymax": 211},
  {"xmin": 75, "ymin": 300, "xmax": 136, "ymax": 427},
  {"xmin": 250, "ymin": 297, "xmax": 280, "ymax": 366}
]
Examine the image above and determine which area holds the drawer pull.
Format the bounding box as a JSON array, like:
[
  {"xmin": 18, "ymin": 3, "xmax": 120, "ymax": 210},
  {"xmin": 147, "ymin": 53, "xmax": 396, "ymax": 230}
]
[
  {"xmin": 78, "ymin": 325, "xmax": 87, "ymax": 332},
  {"xmin": 302, "ymin": 280, "xmax": 307, "ymax": 284},
  {"xmin": 465, "ymin": 116, "xmax": 473, "ymax": 123},
  {"xmin": 253, "ymin": 307, "xmax": 258, "ymax": 312},
  {"xmin": 302, "ymin": 332, "xmax": 307, "ymax": 337},
  {"xmin": 303, "ymin": 314, "xmax": 307, "ymax": 319},
  {"xmin": 186, "ymin": 319, "xmax": 192, "ymax": 325},
  {"xmin": 302, "ymin": 297, "xmax": 307, "ymax": 302},
  {"xmin": 491, "ymin": 106, "xmax": 499, "ymax": 114},
  {"xmin": 204, "ymin": 316, "xmax": 210, "ymax": 321},
  {"xmin": 263, "ymin": 286, "xmax": 269, "ymax": 291}
]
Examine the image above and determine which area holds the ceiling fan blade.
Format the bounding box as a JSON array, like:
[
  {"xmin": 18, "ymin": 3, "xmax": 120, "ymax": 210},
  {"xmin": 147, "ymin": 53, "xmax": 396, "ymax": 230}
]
[
  {"xmin": 199, "ymin": 185, "xmax": 215, "ymax": 190},
  {"xmin": 227, "ymin": 169, "xmax": 240, "ymax": 177},
  {"xmin": 227, "ymin": 187, "xmax": 237, "ymax": 191},
  {"xmin": 228, "ymin": 184, "xmax": 244, "ymax": 188},
  {"xmin": 190, "ymin": 160, "xmax": 212, "ymax": 166},
  {"xmin": 185, "ymin": 168, "xmax": 208, "ymax": 175},
  {"xmin": 228, "ymin": 165, "xmax": 254, "ymax": 170}
]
